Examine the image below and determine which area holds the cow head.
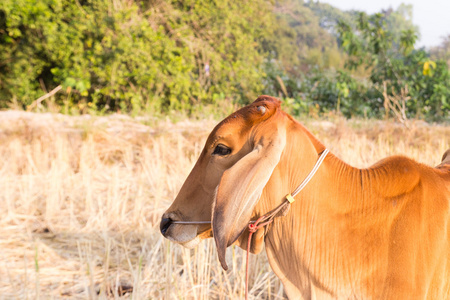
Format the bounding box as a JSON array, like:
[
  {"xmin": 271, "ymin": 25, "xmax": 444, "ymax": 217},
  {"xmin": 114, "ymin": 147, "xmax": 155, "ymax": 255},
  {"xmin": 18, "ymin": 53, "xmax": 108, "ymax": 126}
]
[{"xmin": 160, "ymin": 96, "xmax": 287, "ymax": 269}]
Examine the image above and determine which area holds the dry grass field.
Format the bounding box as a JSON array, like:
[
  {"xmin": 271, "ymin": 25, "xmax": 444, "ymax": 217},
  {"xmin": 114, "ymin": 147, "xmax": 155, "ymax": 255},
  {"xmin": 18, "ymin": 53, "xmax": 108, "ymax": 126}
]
[{"xmin": 0, "ymin": 111, "xmax": 448, "ymax": 299}]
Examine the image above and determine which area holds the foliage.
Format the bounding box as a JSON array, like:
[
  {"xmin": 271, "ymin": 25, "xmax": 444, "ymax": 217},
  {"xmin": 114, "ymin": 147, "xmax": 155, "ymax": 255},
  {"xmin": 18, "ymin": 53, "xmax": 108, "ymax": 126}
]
[
  {"xmin": 0, "ymin": 0, "xmax": 448, "ymax": 121},
  {"xmin": 266, "ymin": 67, "xmax": 376, "ymax": 118},
  {"xmin": 0, "ymin": 0, "xmax": 275, "ymax": 113},
  {"xmin": 305, "ymin": 0, "xmax": 354, "ymax": 38},
  {"xmin": 382, "ymin": 4, "xmax": 419, "ymax": 51},
  {"xmin": 337, "ymin": 11, "xmax": 450, "ymax": 120},
  {"xmin": 268, "ymin": 0, "xmax": 344, "ymax": 77}
]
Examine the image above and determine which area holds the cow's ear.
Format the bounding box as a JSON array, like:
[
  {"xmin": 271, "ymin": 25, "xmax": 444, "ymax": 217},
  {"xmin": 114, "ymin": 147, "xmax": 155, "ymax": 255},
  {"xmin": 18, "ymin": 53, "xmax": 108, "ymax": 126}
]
[{"xmin": 212, "ymin": 124, "xmax": 286, "ymax": 270}]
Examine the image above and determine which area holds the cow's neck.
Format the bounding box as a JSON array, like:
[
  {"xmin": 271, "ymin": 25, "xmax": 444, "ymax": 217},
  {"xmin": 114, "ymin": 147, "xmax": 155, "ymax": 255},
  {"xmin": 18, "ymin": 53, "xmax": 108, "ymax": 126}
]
[{"xmin": 261, "ymin": 121, "xmax": 382, "ymax": 299}]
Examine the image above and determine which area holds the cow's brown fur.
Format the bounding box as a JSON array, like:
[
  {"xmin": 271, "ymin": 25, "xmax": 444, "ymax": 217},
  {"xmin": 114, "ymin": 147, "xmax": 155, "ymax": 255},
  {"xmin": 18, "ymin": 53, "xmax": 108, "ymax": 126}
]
[{"xmin": 161, "ymin": 96, "xmax": 450, "ymax": 299}]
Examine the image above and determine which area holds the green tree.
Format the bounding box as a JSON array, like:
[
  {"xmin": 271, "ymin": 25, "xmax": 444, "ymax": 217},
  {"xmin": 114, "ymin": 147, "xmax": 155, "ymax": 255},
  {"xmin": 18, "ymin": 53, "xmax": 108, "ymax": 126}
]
[
  {"xmin": 306, "ymin": 0, "xmax": 354, "ymax": 37},
  {"xmin": 382, "ymin": 4, "xmax": 420, "ymax": 51},
  {"xmin": 0, "ymin": 0, "xmax": 277, "ymax": 113},
  {"xmin": 338, "ymin": 11, "xmax": 449, "ymax": 120},
  {"xmin": 262, "ymin": 0, "xmax": 343, "ymax": 99}
]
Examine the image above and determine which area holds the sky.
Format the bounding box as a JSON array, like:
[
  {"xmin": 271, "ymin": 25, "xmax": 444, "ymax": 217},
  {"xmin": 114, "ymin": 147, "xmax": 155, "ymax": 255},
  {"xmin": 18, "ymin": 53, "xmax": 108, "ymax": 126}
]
[{"xmin": 319, "ymin": 0, "xmax": 450, "ymax": 48}]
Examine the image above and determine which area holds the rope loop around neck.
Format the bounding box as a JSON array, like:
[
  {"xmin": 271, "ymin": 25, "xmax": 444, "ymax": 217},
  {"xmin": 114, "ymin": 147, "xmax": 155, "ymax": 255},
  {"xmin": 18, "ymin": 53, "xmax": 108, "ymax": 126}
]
[
  {"xmin": 291, "ymin": 148, "xmax": 329, "ymax": 198},
  {"xmin": 245, "ymin": 148, "xmax": 329, "ymax": 300}
]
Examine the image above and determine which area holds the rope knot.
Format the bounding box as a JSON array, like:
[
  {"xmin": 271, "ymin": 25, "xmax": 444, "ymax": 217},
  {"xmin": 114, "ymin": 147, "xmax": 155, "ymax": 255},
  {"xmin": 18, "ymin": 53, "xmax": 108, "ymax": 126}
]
[{"xmin": 248, "ymin": 223, "xmax": 257, "ymax": 233}]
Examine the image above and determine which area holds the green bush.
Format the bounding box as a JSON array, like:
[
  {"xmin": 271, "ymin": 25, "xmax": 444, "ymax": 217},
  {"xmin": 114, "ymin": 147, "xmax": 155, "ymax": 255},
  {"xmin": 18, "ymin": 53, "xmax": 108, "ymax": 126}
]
[
  {"xmin": 337, "ymin": 11, "xmax": 450, "ymax": 121},
  {"xmin": 0, "ymin": 0, "xmax": 275, "ymax": 114},
  {"xmin": 0, "ymin": 1, "xmax": 448, "ymax": 121}
]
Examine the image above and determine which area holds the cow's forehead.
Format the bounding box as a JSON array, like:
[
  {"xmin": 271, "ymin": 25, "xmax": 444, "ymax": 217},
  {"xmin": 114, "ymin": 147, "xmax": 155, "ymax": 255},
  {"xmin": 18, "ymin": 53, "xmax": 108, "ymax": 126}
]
[
  {"xmin": 209, "ymin": 109, "xmax": 256, "ymax": 141},
  {"xmin": 205, "ymin": 96, "xmax": 282, "ymax": 147},
  {"xmin": 207, "ymin": 113, "xmax": 247, "ymax": 146},
  {"xmin": 215, "ymin": 98, "xmax": 280, "ymax": 133}
]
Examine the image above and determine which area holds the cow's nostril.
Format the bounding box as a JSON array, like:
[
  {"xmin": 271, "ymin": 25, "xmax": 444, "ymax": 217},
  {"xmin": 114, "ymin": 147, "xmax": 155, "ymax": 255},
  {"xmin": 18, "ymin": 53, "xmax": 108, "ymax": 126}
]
[{"xmin": 160, "ymin": 218, "xmax": 173, "ymax": 236}]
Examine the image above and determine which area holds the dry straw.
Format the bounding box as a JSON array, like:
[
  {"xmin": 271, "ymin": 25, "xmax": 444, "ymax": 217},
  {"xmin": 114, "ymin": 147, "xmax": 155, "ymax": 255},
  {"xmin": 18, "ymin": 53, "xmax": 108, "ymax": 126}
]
[{"xmin": 0, "ymin": 111, "xmax": 448, "ymax": 299}]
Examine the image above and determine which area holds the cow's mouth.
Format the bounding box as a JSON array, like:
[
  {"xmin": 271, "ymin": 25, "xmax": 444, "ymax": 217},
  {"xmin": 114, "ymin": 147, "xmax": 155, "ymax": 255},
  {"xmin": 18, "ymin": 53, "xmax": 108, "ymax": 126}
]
[
  {"xmin": 160, "ymin": 216, "xmax": 212, "ymax": 249},
  {"xmin": 178, "ymin": 227, "xmax": 212, "ymax": 248},
  {"xmin": 178, "ymin": 236, "xmax": 201, "ymax": 249}
]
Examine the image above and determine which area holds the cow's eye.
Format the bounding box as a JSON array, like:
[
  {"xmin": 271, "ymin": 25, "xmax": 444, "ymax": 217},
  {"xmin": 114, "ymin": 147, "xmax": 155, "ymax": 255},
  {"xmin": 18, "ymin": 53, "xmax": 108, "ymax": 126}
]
[{"xmin": 213, "ymin": 144, "xmax": 231, "ymax": 156}]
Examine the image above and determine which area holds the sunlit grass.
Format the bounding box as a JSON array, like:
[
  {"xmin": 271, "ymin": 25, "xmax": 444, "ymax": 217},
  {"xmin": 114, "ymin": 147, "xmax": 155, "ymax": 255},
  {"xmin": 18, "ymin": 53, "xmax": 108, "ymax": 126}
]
[{"xmin": 0, "ymin": 111, "xmax": 448, "ymax": 299}]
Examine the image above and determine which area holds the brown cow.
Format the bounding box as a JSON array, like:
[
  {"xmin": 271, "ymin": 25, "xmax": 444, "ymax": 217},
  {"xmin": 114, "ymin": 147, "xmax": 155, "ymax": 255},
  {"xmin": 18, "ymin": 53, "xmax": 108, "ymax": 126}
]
[{"xmin": 161, "ymin": 95, "xmax": 450, "ymax": 299}]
